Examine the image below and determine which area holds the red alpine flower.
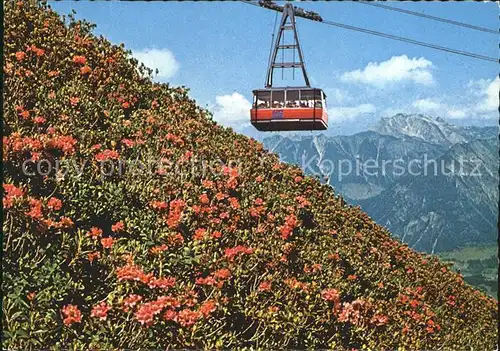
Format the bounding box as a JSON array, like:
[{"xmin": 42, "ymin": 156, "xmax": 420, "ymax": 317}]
[
  {"xmin": 211, "ymin": 231, "xmax": 222, "ymax": 239},
  {"xmin": 91, "ymin": 302, "xmax": 111, "ymax": 321},
  {"xmin": 199, "ymin": 193, "xmax": 209, "ymax": 204},
  {"xmin": 193, "ymin": 228, "xmax": 207, "ymax": 241},
  {"xmin": 258, "ymin": 281, "xmax": 272, "ymax": 292},
  {"xmin": 33, "ymin": 116, "xmax": 46, "ymax": 124},
  {"xmin": 122, "ymin": 294, "xmax": 143, "ymax": 312},
  {"xmin": 15, "ymin": 51, "xmax": 26, "ymax": 61},
  {"xmin": 177, "ymin": 308, "xmax": 201, "ymax": 327},
  {"xmin": 72, "ymin": 55, "xmax": 87, "ymax": 64},
  {"xmin": 370, "ymin": 314, "xmax": 389, "ymax": 326},
  {"xmin": 27, "ymin": 292, "xmax": 36, "ymax": 301},
  {"xmin": 199, "ymin": 300, "xmax": 217, "ymax": 318},
  {"xmin": 26, "ymin": 199, "xmax": 43, "ymax": 219},
  {"xmin": 61, "ymin": 304, "xmax": 82, "ymax": 326},
  {"xmin": 150, "ymin": 244, "xmax": 168, "ymax": 255},
  {"xmin": 95, "ymin": 149, "xmax": 119, "ymax": 161},
  {"xmin": 148, "ymin": 276, "xmax": 176, "ymax": 290},
  {"xmin": 111, "ymin": 220, "xmax": 124, "ymax": 232},
  {"xmin": 87, "ymin": 227, "xmax": 103, "ymax": 239},
  {"xmin": 69, "ymin": 97, "xmax": 80, "ymax": 106},
  {"xmin": 87, "ymin": 251, "xmax": 101, "ymax": 263},
  {"xmin": 163, "ymin": 309, "xmax": 178, "ymax": 321},
  {"xmin": 101, "ymin": 237, "xmax": 115, "ymax": 249},
  {"xmin": 47, "ymin": 197, "xmax": 62, "ymax": 211},
  {"xmin": 80, "ymin": 65, "xmax": 92, "ymax": 75},
  {"xmin": 321, "ymin": 288, "xmax": 340, "ymax": 302}
]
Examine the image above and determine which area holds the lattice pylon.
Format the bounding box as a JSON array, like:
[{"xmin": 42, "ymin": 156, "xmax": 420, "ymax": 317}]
[{"xmin": 265, "ymin": 3, "xmax": 310, "ymax": 88}]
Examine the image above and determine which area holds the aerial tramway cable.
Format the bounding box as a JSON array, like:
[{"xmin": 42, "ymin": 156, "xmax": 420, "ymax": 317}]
[
  {"xmin": 321, "ymin": 19, "xmax": 498, "ymax": 63},
  {"xmin": 357, "ymin": 1, "xmax": 498, "ymax": 35},
  {"xmin": 239, "ymin": 0, "xmax": 498, "ymax": 63}
]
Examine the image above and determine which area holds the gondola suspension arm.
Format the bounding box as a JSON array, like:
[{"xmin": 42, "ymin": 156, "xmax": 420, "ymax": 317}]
[{"xmin": 264, "ymin": 2, "xmax": 316, "ymax": 88}]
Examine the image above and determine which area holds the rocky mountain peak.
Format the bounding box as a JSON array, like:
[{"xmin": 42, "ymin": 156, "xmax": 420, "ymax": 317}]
[{"xmin": 370, "ymin": 113, "xmax": 470, "ymax": 146}]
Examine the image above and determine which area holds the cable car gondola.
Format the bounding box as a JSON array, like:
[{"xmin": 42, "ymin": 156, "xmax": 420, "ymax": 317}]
[
  {"xmin": 250, "ymin": 3, "xmax": 328, "ymax": 132},
  {"xmin": 251, "ymin": 87, "xmax": 327, "ymax": 131}
]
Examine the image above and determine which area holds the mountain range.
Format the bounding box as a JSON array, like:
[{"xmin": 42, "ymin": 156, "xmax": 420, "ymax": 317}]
[{"xmin": 262, "ymin": 113, "xmax": 498, "ymax": 253}]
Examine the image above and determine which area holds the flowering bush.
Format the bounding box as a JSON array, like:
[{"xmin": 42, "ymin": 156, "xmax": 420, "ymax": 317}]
[{"xmin": 2, "ymin": 2, "xmax": 497, "ymax": 349}]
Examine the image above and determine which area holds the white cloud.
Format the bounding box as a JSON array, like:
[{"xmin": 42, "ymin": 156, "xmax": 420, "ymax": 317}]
[
  {"xmin": 446, "ymin": 109, "xmax": 467, "ymax": 119},
  {"xmin": 213, "ymin": 92, "xmax": 252, "ymax": 125},
  {"xmin": 467, "ymin": 78, "xmax": 491, "ymax": 92},
  {"xmin": 412, "ymin": 98, "xmax": 442, "ymax": 112},
  {"xmin": 325, "ymin": 88, "xmax": 351, "ymax": 104},
  {"xmin": 341, "ymin": 55, "xmax": 434, "ymax": 88},
  {"xmin": 477, "ymin": 76, "xmax": 499, "ymax": 112},
  {"xmin": 328, "ymin": 103, "xmax": 375, "ymax": 122},
  {"xmin": 381, "ymin": 107, "xmax": 406, "ymax": 117},
  {"xmin": 412, "ymin": 98, "xmax": 468, "ymax": 120},
  {"xmin": 410, "ymin": 77, "xmax": 498, "ymax": 120},
  {"xmin": 133, "ymin": 48, "xmax": 179, "ymax": 79}
]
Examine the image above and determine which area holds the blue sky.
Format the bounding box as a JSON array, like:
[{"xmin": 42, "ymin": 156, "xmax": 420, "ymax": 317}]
[{"xmin": 50, "ymin": 1, "xmax": 498, "ymax": 137}]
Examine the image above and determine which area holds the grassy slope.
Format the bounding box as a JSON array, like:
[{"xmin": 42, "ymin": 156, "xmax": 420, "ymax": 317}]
[
  {"xmin": 439, "ymin": 245, "xmax": 498, "ymax": 297},
  {"xmin": 2, "ymin": 2, "xmax": 498, "ymax": 349}
]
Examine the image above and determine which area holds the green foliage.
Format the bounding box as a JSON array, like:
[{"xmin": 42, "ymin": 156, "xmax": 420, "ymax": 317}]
[
  {"xmin": 439, "ymin": 245, "xmax": 498, "ymax": 297},
  {"xmin": 3, "ymin": 1, "xmax": 498, "ymax": 349}
]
